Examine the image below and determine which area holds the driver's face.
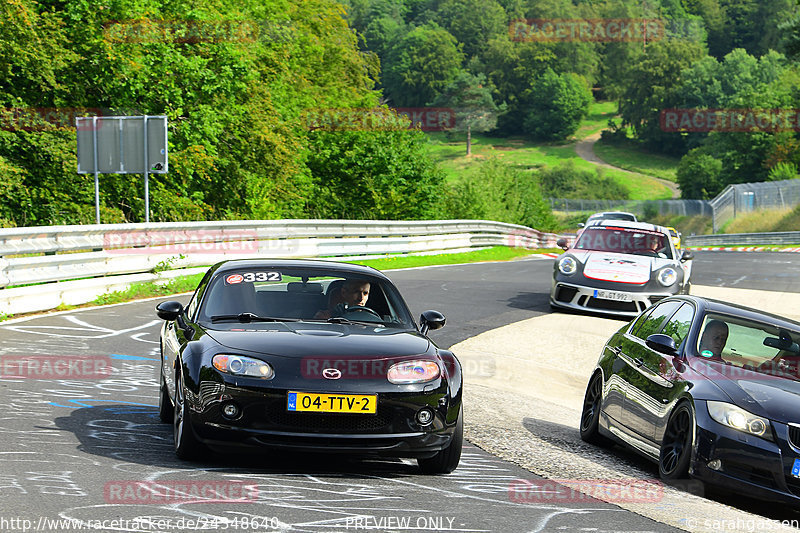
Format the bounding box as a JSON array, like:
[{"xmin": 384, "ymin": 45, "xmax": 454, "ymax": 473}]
[
  {"xmin": 343, "ymin": 283, "xmax": 370, "ymax": 306},
  {"xmin": 700, "ymin": 324, "xmax": 728, "ymax": 356}
]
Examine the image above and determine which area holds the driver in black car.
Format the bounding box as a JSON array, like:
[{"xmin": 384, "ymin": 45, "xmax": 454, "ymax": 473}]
[{"xmin": 315, "ymin": 279, "xmax": 371, "ymax": 319}]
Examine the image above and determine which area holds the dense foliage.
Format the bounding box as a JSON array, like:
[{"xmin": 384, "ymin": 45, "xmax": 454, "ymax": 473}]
[{"xmin": 4, "ymin": 0, "xmax": 800, "ymax": 227}]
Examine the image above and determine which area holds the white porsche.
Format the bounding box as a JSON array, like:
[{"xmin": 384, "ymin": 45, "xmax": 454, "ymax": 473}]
[{"xmin": 550, "ymin": 220, "xmax": 693, "ymax": 317}]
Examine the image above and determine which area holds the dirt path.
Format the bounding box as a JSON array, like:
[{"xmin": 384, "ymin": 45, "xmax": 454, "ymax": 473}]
[{"xmin": 575, "ymin": 132, "xmax": 681, "ymax": 199}]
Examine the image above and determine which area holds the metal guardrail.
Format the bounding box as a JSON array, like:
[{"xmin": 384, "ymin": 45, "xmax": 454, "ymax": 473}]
[
  {"xmin": 0, "ymin": 219, "xmax": 561, "ymax": 316},
  {"xmin": 685, "ymin": 232, "xmax": 800, "ymax": 247}
]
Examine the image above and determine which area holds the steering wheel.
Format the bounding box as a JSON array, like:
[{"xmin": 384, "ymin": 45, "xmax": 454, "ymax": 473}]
[{"xmin": 343, "ymin": 305, "xmax": 381, "ymax": 319}]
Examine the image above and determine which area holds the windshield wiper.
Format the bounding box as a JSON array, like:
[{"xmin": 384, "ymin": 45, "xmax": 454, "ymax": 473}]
[
  {"xmin": 325, "ymin": 317, "xmax": 382, "ymax": 326},
  {"xmin": 210, "ymin": 313, "xmax": 300, "ymax": 323}
]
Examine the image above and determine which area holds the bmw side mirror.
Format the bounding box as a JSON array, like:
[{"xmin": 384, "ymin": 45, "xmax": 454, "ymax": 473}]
[
  {"xmin": 577, "ymin": 223, "xmax": 585, "ymax": 228},
  {"xmin": 646, "ymin": 334, "xmax": 678, "ymax": 356},
  {"xmin": 556, "ymin": 238, "xmax": 569, "ymax": 250},
  {"xmin": 680, "ymin": 250, "xmax": 694, "ymax": 262},
  {"xmin": 420, "ymin": 310, "xmax": 446, "ymax": 335},
  {"xmin": 156, "ymin": 301, "xmax": 184, "ymax": 321}
]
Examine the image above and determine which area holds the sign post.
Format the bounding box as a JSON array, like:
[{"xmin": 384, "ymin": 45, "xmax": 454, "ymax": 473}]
[{"xmin": 77, "ymin": 115, "xmax": 168, "ymax": 224}]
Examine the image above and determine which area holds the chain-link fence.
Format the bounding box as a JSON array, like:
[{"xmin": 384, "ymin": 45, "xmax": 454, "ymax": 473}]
[
  {"xmin": 709, "ymin": 180, "xmax": 800, "ymax": 232},
  {"xmin": 549, "ymin": 198, "xmax": 712, "ymax": 218}
]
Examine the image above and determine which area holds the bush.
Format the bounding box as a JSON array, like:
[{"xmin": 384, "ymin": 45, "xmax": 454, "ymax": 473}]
[
  {"xmin": 677, "ymin": 149, "xmax": 723, "ymax": 199},
  {"xmin": 444, "ymin": 158, "xmax": 558, "ymax": 231},
  {"xmin": 537, "ymin": 160, "xmax": 629, "ymax": 200}
]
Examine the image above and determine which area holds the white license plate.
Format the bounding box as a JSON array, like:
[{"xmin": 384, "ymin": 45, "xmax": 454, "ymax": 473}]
[{"xmin": 593, "ymin": 289, "xmax": 632, "ymax": 302}]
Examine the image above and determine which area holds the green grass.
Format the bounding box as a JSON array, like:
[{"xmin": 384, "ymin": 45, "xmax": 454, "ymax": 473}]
[
  {"xmin": 346, "ymin": 246, "xmax": 558, "ymax": 270},
  {"xmin": 719, "ymin": 207, "xmax": 796, "ymax": 234},
  {"xmin": 573, "ymin": 101, "xmax": 619, "ymax": 140},
  {"xmin": 593, "ymin": 138, "xmax": 680, "ymax": 182},
  {"xmin": 425, "ymin": 132, "xmax": 673, "ymax": 200},
  {"xmin": 91, "ymin": 274, "xmax": 204, "ymax": 306}
]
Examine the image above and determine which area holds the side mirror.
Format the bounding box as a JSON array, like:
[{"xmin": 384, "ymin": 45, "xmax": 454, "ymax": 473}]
[
  {"xmin": 646, "ymin": 333, "xmax": 678, "ymax": 356},
  {"xmin": 420, "ymin": 310, "xmax": 446, "ymax": 335},
  {"xmin": 577, "ymin": 223, "xmax": 585, "ymax": 228},
  {"xmin": 556, "ymin": 237, "xmax": 569, "ymax": 250},
  {"xmin": 156, "ymin": 301, "xmax": 184, "ymax": 321},
  {"xmin": 680, "ymin": 250, "xmax": 694, "ymax": 262}
]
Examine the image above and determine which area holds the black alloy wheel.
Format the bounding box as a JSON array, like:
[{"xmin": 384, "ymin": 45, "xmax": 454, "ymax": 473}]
[{"xmin": 659, "ymin": 402, "xmax": 694, "ymax": 480}]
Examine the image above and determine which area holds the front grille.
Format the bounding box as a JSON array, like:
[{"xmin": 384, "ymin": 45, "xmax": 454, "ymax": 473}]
[
  {"xmin": 723, "ymin": 460, "xmax": 778, "ymax": 489},
  {"xmin": 584, "ymin": 296, "xmax": 639, "ymax": 313},
  {"xmin": 788, "ymin": 424, "xmax": 800, "ymax": 449},
  {"xmin": 555, "ymin": 285, "xmax": 578, "ymax": 303},
  {"xmin": 786, "ymin": 476, "xmax": 800, "ymax": 497},
  {"xmin": 264, "ymin": 401, "xmax": 393, "ymax": 433}
]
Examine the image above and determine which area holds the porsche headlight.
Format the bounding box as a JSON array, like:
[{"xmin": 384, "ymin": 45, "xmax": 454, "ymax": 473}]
[
  {"xmin": 387, "ymin": 360, "xmax": 440, "ymax": 384},
  {"xmin": 657, "ymin": 267, "xmax": 677, "ymax": 287},
  {"xmin": 707, "ymin": 401, "xmax": 773, "ymax": 440},
  {"xmin": 558, "ymin": 256, "xmax": 577, "ymax": 275},
  {"xmin": 212, "ymin": 354, "xmax": 274, "ymax": 379}
]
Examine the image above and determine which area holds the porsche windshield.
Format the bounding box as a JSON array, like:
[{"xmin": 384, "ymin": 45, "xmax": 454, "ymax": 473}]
[
  {"xmin": 197, "ymin": 269, "xmax": 415, "ymax": 328},
  {"xmin": 574, "ymin": 227, "xmax": 672, "ymax": 259}
]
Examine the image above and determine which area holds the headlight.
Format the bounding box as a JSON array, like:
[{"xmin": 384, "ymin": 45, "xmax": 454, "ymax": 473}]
[
  {"xmin": 707, "ymin": 401, "xmax": 773, "ymax": 440},
  {"xmin": 558, "ymin": 256, "xmax": 577, "ymax": 275},
  {"xmin": 212, "ymin": 354, "xmax": 274, "ymax": 379},
  {"xmin": 657, "ymin": 267, "xmax": 677, "ymax": 286},
  {"xmin": 387, "ymin": 360, "xmax": 440, "ymax": 384}
]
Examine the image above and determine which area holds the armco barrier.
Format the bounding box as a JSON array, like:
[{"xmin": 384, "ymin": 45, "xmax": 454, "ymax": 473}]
[
  {"xmin": 0, "ymin": 220, "xmax": 561, "ymax": 316},
  {"xmin": 685, "ymin": 231, "xmax": 800, "ymax": 247}
]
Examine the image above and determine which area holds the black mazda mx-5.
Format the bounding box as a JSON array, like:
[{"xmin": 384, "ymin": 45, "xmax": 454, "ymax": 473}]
[
  {"xmin": 155, "ymin": 259, "xmax": 462, "ymax": 473},
  {"xmin": 580, "ymin": 295, "xmax": 800, "ymax": 504}
]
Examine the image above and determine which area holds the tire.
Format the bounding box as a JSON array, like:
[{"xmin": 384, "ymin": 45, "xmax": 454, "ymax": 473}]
[
  {"xmin": 158, "ymin": 368, "xmax": 173, "ymax": 424},
  {"xmin": 418, "ymin": 408, "xmax": 463, "ymax": 474},
  {"xmin": 579, "ymin": 372, "xmax": 612, "ymax": 446},
  {"xmin": 659, "ymin": 402, "xmax": 694, "ymax": 480},
  {"xmin": 173, "ymin": 371, "xmax": 202, "ymax": 460}
]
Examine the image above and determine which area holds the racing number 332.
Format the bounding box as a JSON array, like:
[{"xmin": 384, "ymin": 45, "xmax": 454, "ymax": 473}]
[{"xmin": 287, "ymin": 392, "xmax": 378, "ymax": 414}]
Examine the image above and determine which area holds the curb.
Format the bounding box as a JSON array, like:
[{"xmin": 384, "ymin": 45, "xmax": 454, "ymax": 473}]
[{"xmin": 687, "ymin": 246, "xmax": 800, "ymax": 253}]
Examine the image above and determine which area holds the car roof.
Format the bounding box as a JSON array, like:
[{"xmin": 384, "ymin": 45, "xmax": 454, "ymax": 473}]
[
  {"xmin": 585, "ymin": 219, "xmax": 668, "ymax": 234},
  {"xmin": 587, "ymin": 211, "xmax": 637, "ymax": 220},
  {"xmin": 663, "ymin": 295, "xmax": 800, "ymax": 330},
  {"xmin": 206, "ymin": 258, "xmax": 391, "ymax": 281}
]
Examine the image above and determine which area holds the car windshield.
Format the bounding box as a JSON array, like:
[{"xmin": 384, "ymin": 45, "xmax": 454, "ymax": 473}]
[
  {"xmin": 587, "ymin": 213, "xmax": 635, "ymax": 223},
  {"xmin": 695, "ymin": 313, "xmax": 800, "ymax": 383},
  {"xmin": 574, "ymin": 227, "xmax": 672, "ymax": 259},
  {"xmin": 197, "ymin": 268, "xmax": 415, "ymax": 329}
]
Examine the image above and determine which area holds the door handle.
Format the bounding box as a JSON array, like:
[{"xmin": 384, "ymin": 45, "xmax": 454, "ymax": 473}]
[
  {"xmin": 609, "ymin": 346, "xmax": 621, "ymax": 355},
  {"xmin": 633, "ymin": 357, "xmax": 645, "ymax": 366}
]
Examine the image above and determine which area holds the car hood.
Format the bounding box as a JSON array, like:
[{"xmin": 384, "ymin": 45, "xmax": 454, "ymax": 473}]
[
  {"xmin": 203, "ymin": 323, "xmax": 433, "ymax": 358},
  {"xmin": 574, "ymin": 251, "xmax": 658, "ymax": 284},
  {"xmin": 693, "ymin": 360, "xmax": 800, "ymax": 423}
]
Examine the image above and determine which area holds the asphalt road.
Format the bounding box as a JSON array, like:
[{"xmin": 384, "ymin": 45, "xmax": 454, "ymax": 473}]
[{"xmin": 0, "ymin": 251, "xmax": 792, "ymax": 533}]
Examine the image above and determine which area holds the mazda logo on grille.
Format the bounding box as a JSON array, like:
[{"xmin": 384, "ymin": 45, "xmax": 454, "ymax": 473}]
[{"xmin": 322, "ymin": 368, "xmax": 342, "ymax": 380}]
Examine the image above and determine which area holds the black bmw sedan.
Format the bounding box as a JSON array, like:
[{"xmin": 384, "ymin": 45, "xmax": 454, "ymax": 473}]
[
  {"xmin": 580, "ymin": 295, "xmax": 800, "ymax": 504},
  {"xmin": 155, "ymin": 259, "xmax": 462, "ymax": 474}
]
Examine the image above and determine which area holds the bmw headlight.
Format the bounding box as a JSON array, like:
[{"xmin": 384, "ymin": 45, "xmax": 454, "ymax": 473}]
[
  {"xmin": 212, "ymin": 354, "xmax": 274, "ymax": 379},
  {"xmin": 387, "ymin": 360, "xmax": 440, "ymax": 384},
  {"xmin": 707, "ymin": 401, "xmax": 773, "ymax": 440},
  {"xmin": 657, "ymin": 267, "xmax": 678, "ymax": 287},
  {"xmin": 558, "ymin": 256, "xmax": 577, "ymax": 275}
]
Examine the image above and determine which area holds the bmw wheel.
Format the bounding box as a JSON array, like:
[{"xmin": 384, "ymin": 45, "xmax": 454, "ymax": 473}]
[
  {"xmin": 659, "ymin": 402, "xmax": 694, "ymax": 480},
  {"xmin": 579, "ymin": 372, "xmax": 611, "ymax": 446}
]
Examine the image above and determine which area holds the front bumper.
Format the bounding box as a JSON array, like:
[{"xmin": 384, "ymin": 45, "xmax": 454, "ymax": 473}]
[
  {"xmin": 185, "ymin": 381, "xmax": 459, "ymax": 458},
  {"xmin": 690, "ymin": 402, "xmax": 800, "ymax": 505},
  {"xmin": 550, "ymin": 281, "xmax": 674, "ymax": 317}
]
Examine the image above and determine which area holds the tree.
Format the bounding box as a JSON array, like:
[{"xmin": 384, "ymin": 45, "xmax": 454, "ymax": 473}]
[
  {"xmin": 434, "ymin": 0, "xmax": 507, "ymax": 58},
  {"xmin": 430, "ymin": 72, "xmax": 504, "ymax": 155},
  {"xmin": 382, "ymin": 23, "xmax": 465, "ymax": 107},
  {"xmin": 676, "ymin": 149, "xmax": 723, "ymax": 199},
  {"xmin": 522, "ymin": 69, "xmax": 593, "ymax": 141}
]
